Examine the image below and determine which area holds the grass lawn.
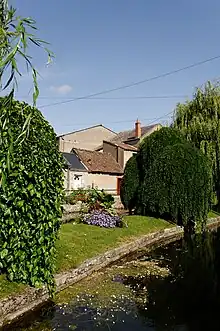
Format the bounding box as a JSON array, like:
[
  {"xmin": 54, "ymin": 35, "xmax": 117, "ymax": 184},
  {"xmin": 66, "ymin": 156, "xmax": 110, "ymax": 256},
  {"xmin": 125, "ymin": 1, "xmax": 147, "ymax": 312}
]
[
  {"xmin": 0, "ymin": 211, "xmax": 219, "ymax": 300},
  {"xmin": 55, "ymin": 215, "xmax": 172, "ymax": 272},
  {"xmin": 0, "ymin": 215, "xmax": 171, "ymax": 300},
  {"xmin": 0, "ymin": 275, "xmax": 26, "ymax": 300}
]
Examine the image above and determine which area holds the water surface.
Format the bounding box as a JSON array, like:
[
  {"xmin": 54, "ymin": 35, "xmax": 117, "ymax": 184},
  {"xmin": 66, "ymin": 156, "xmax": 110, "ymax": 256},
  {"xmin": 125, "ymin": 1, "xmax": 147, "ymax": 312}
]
[{"xmin": 3, "ymin": 229, "xmax": 220, "ymax": 331}]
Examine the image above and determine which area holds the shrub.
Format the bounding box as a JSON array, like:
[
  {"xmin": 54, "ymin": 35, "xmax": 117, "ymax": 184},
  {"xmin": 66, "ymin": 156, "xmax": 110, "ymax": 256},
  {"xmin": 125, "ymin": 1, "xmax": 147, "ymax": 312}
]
[
  {"xmin": 120, "ymin": 155, "xmax": 139, "ymax": 213},
  {"xmin": 70, "ymin": 188, "xmax": 88, "ymax": 203},
  {"xmin": 86, "ymin": 188, "xmax": 114, "ymax": 211},
  {"xmin": 141, "ymin": 142, "xmax": 212, "ymax": 226},
  {"xmin": 0, "ymin": 98, "xmax": 64, "ymax": 293},
  {"xmin": 65, "ymin": 188, "xmax": 115, "ymax": 211},
  {"xmin": 83, "ymin": 210, "xmax": 123, "ymax": 228},
  {"xmin": 135, "ymin": 127, "xmax": 187, "ymax": 213},
  {"xmin": 139, "ymin": 127, "xmax": 185, "ymax": 180}
]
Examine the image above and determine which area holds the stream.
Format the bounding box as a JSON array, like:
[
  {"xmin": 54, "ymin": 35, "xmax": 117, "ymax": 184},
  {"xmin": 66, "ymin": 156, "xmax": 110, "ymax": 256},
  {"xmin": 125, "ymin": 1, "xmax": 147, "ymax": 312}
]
[{"xmin": 2, "ymin": 228, "xmax": 220, "ymax": 331}]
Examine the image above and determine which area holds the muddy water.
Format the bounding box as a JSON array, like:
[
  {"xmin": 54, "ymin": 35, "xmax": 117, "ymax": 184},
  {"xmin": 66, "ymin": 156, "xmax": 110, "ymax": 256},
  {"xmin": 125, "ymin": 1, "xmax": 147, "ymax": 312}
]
[{"xmin": 2, "ymin": 228, "xmax": 220, "ymax": 331}]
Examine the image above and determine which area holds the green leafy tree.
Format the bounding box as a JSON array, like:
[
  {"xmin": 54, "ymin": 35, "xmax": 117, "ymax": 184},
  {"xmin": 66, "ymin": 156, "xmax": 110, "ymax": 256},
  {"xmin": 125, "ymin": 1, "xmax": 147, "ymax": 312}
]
[
  {"xmin": 0, "ymin": 98, "xmax": 64, "ymax": 293},
  {"xmin": 0, "ymin": 3, "xmax": 63, "ymax": 294},
  {"xmin": 0, "ymin": 1, "xmax": 54, "ymax": 177},
  {"xmin": 120, "ymin": 155, "xmax": 139, "ymax": 214},
  {"xmin": 141, "ymin": 142, "xmax": 212, "ymax": 227},
  {"xmin": 139, "ymin": 127, "xmax": 184, "ymax": 181},
  {"xmin": 136, "ymin": 127, "xmax": 185, "ymax": 213},
  {"xmin": 173, "ymin": 81, "xmax": 220, "ymax": 207}
]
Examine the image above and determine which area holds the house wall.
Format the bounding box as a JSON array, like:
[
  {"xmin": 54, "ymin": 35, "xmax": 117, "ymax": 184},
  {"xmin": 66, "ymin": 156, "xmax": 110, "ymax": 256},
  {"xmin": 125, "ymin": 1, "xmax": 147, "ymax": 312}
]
[
  {"xmin": 85, "ymin": 173, "xmax": 122, "ymax": 195},
  {"xmin": 63, "ymin": 169, "xmax": 69, "ymax": 190},
  {"xmin": 117, "ymin": 148, "xmax": 124, "ymax": 169},
  {"xmin": 103, "ymin": 141, "xmax": 117, "ymax": 158},
  {"xmin": 102, "ymin": 141, "xmax": 136, "ymax": 169},
  {"xmin": 58, "ymin": 126, "xmax": 117, "ymax": 152},
  {"xmin": 64, "ymin": 169, "xmax": 87, "ymax": 191},
  {"xmin": 64, "ymin": 170, "xmax": 121, "ymax": 195},
  {"xmin": 102, "ymin": 141, "xmax": 124, "ymax": 169}
]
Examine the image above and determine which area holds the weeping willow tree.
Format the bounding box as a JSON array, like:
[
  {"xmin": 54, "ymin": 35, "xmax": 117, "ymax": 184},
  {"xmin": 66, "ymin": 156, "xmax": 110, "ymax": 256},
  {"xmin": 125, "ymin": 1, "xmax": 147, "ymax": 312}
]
[
  {"xmin": 0, "ymin": 2, "xmax": 64, "ymax": 295},
  {"xmin": 0, "ymin": 1, "xmax": 53, "ymax": 102},
  {"xmin": 0, "ymin": 1, "xmax": 53, "ymax": 158},
  {"xmin": 173, "ymin": 81, "xmax": 220, "ymax": 208}
]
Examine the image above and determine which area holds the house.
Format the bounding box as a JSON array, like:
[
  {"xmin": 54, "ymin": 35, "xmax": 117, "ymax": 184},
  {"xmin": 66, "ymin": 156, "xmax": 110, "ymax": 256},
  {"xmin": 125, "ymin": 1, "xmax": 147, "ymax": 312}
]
[
  {"xmin": 95, "ymin": 120, "xmax": 161, "ymax": 169},
  {"xmin": 63, "ymin": 149, "xmax": 123, "ymax": 194},
  {"xmin": 57, "ymin": 124, "xmax": 117, "ymax": 152},
  {"xmin": 96, "ymin": 140, "xmax": 138, "ymax": 169},
  {"xmin": 60, "ymin": 120, "xmax": 161, "ymax": 195},
  {"xmin": 62, "ymin": 152, "xmax": 87, "ymax": 191},
  {"xmin": 110, "ymin": 120, "xmax": 162, "ymax": 147}
]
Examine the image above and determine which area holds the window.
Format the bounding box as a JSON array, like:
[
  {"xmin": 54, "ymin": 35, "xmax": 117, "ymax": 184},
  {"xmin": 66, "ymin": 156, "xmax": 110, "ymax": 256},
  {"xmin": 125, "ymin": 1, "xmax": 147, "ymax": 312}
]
[{"xmin": 74, "ymin": 175, "xmax": 81, "ymax": 180}]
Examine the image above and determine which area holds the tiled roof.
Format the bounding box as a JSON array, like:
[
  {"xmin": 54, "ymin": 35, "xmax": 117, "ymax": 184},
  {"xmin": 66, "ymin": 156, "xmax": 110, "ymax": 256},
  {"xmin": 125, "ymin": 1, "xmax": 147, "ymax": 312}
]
[
  {"xmin": 111, "ymin": 124, "xmax": 160, "ymax": 144},
  {"xmin": 73, "ymin": 148, "xmax": 123, "ymax": 175},
  {"xmin": 62, "ymin": 152, "xmax": 87, "ymax": 172},
  {"xmin": 102, "ymin": 140, "xmax": 138, "ymax": 152}
]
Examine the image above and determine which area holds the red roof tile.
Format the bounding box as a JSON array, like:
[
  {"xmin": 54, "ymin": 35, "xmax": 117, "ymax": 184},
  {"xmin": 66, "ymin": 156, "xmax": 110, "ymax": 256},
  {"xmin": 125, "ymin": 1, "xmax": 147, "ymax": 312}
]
[{"xmin": 73, "ymin": 148, "xmax": 123, "ymax": 175}]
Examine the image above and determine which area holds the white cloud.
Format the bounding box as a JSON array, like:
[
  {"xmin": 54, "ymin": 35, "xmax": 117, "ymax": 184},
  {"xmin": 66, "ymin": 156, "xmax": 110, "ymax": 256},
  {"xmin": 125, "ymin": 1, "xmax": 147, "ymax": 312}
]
[{"xmin": 49, "ymin": 84, "xmax": 72, "ymax": 95}]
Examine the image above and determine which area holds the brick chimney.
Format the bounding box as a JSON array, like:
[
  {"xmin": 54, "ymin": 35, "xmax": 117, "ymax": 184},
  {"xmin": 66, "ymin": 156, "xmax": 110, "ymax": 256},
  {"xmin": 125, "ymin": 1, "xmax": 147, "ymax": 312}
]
[{"xmin": 135, "ymin": 119, "xmax": 141, "ymax": 138}]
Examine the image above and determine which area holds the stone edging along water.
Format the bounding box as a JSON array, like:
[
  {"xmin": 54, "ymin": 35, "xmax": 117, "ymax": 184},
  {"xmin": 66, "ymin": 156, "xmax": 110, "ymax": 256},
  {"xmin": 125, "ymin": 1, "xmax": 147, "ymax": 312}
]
[{"xmin": 1, "ymin": 217, "xmax": 220, "ymax": 327}]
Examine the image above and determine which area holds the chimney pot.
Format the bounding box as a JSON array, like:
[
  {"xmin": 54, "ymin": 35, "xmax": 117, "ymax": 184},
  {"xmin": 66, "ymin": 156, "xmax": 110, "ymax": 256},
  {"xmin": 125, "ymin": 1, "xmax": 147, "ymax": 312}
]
[{"xmin": 135, "ymin": 119, "xmax": 141, "ymax": 138}]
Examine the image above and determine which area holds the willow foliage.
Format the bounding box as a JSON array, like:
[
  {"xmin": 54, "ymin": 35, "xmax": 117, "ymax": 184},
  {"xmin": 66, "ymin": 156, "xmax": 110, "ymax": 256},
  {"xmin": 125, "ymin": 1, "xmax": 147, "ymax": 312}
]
[
  {"xmin": 173, "ymin": 81, "xmax": 220, "ymax": 206},
  {"xmin": 0, "ymin": 3, "xmax": 63, "ymax": 295},
  {"xmin": 0, "ymin": 1, "xmax": 53, "ymax": 103}
]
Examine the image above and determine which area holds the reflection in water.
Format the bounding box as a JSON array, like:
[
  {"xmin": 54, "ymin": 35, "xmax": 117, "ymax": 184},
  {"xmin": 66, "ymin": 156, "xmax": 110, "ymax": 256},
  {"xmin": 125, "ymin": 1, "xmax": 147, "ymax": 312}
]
[
  {"xmin": 126, "ymin": 229, "xmax": 220, "ymax": 331},
  {"xmin": 2, "ymin": 228, "xmax": 220, "ymax": 331}
]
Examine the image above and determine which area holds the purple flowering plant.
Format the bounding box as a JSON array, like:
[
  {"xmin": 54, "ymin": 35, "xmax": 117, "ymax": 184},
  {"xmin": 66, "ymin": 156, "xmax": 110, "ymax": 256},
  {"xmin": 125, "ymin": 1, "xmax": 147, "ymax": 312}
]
[
  {"xmin": 67, "ymin": 188, "xmax": 127, "ymax": 228},
  {"xmin": 83, "ymin": 210, "xmax": 123, "ymax": 228}
]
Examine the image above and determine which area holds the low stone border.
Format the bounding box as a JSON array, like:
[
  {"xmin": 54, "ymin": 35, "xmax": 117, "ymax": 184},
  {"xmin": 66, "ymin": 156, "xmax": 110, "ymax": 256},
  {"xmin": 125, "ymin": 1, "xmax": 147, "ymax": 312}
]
[
  {"xmin": 61, "ymin": 203, "xmax": 81, "ymax": 223},
  {"xmin": 1, "ymin": 217, "xmax": 220, "ymax": 327}
]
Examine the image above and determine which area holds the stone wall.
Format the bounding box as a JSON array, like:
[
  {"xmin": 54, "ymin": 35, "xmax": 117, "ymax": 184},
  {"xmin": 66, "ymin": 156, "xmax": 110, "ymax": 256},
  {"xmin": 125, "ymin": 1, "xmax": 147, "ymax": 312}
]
[
  {"xmin": 113, "ymin": 195, "xmax": 124, "ymax": 210},
  {"xmin": 62, "ymin": 203, "xmax": 83, "ymax": 223},
  {"xmin": 1, "ymin": 218, "xmax": 220, "ymax": 327}
]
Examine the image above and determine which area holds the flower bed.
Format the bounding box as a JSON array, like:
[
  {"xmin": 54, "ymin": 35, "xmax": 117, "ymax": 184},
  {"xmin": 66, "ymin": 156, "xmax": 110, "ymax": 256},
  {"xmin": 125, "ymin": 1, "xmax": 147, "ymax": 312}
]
[
  {"xmin": 65, "ymin": 188, "xmax": 124, "ymax": 228},
  {"xmin": 83, "ymin": 210, "xmax": 123, "ymax": 228}
]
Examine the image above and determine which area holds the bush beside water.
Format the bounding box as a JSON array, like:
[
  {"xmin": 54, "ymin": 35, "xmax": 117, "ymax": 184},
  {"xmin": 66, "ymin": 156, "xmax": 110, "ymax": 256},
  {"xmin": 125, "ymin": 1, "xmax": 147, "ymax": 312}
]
[{"xmin": 121, "ymin": 127, "xmax": 212, "ymax": 228}]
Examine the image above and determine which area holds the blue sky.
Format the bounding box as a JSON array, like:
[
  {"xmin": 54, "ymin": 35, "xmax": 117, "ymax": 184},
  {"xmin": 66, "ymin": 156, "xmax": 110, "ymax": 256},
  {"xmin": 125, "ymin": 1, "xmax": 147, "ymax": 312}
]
[{"xmin": 9, "ymin": 0, "xmax": 220, "ymax": 135}]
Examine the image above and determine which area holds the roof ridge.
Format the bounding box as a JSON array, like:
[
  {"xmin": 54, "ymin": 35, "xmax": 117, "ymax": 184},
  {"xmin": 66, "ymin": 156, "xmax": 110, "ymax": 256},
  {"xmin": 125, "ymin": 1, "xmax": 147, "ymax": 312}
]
[
  {"xmin": 110, "ymin": 123, "xmax": 161, "ymax": 142},
  {"xmin": 102, "ymin": 140, "xmax": 138, "ymax": 151},
  {"xmin": 73, "ymin": 147, "xmax": 103, "ymax": 153},
  {"xmin": 73, "ymin": 147, "xmax": 120, "ymax": 156},
  {"xmin": 117, "ymin": 123, "xmax": 160, "ymax": 134},
  {"xmin": 57, "ymin": 124, "xmax": 117, "ymax": 138}
]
